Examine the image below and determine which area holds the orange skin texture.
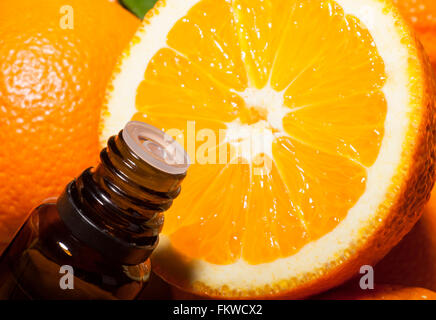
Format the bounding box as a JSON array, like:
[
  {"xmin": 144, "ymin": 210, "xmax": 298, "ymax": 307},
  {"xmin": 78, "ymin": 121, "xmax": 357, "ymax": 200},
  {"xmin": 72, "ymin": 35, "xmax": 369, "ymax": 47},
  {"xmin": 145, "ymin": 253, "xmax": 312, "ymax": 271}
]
[
  {"xmin": 375, "ymin": 188, "xmax": 436, "ymax": 291},
  {"xmin": 394, "ymin": 0, "xmax": 436, "ymax": 71},
  {"xmin": 0, "ymin": 0, "xmax": 140, "ymax": 250},
  {"xmin": 377, "ymin": 1, "xmax": 436, "ymax": 290}
]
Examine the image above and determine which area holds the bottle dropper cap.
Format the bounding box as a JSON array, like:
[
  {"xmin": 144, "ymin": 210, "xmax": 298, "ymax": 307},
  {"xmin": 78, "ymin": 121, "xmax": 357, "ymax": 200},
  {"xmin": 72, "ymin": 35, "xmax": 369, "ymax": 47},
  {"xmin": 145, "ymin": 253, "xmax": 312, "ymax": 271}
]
[{"xmin": 122, "ymin": 121, "xmax": 190, "ymax": 175}]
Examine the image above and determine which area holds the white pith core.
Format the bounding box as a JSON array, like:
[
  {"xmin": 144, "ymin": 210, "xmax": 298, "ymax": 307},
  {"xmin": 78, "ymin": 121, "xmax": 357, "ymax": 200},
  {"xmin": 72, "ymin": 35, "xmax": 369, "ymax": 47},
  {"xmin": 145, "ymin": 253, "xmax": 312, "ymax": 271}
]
[
  {"xmin": 103, "ymin": 0, "xmax": 413, "ymax": 293},
  {"xmin": 224, "ymin": 86, "xmax": 289, "ymax": 161},
  {"xmin": 238, "ymin": 86, "xmax": 289, "ymax": 133}
]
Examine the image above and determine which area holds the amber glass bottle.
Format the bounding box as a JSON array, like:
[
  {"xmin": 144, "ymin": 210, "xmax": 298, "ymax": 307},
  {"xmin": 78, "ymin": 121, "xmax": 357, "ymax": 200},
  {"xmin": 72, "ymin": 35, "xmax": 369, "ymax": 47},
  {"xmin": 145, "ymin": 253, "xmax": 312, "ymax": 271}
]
[{"xmin": 0, "ymin": 121, "xmax": 189, "ymax": 300}]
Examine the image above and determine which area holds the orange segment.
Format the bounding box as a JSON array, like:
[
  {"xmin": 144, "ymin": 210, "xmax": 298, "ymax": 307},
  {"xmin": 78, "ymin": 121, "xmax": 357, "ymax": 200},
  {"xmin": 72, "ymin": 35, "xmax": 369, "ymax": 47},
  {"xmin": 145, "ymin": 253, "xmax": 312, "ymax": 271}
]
[
  {"xmin": 136, "ymin": 48, "xmax": 243, "ymax": 123},
  {"xmin": 270, "ymin": 2, "xmax": 386, "ymax": 93},
  {"xmin": 242, "ymin": 162, "xmax": 308, "ymax": 264},
  {"xmin": 282, "ymin": 90, "xmax": 386, "ymax": 166},
  {"xmin": 167, "ymin": 0, "xmax": 247, "ymax": 91},
  {"xmin": 167, "ymin": 163, "xmax": 250, "ymax": 264},
  {"xmin": 231, "ymin": 0, "xmax": 297, "ymax": 88},
  {"xmin": 273, "ymin": 137, "xmax": 367, "ymax": 239}
]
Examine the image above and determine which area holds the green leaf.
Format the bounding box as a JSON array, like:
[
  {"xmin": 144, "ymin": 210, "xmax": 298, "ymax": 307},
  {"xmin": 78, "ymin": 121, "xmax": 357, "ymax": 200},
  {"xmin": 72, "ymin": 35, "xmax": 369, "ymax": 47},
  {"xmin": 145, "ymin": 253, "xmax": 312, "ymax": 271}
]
[{"xmin": 119, "ymin": 0, "xmax": 158, "ymax": 19}]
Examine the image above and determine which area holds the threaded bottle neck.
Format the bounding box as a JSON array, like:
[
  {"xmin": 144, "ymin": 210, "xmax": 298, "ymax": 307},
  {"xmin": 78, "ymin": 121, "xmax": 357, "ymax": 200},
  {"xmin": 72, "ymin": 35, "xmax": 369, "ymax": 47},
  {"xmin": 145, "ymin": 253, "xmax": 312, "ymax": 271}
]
[{"xmin": 57, "ymin": 123, "xmax": 188, "ymax": 265}]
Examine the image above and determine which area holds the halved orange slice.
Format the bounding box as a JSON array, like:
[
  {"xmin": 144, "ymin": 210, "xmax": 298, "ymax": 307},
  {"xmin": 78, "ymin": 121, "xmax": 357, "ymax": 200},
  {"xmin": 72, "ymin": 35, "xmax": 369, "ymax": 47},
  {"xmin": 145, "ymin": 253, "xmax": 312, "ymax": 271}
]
[{"xmin": 100, "ymin": 0, "xmax": 436, "ymax": 298}]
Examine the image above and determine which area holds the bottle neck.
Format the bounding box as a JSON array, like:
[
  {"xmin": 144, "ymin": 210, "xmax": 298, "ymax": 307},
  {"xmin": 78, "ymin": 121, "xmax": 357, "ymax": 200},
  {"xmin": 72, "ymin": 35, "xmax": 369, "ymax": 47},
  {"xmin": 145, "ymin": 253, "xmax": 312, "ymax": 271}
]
[{"xmin": 57, "ymin": 130, "xmax": 186, "ymax": 265}]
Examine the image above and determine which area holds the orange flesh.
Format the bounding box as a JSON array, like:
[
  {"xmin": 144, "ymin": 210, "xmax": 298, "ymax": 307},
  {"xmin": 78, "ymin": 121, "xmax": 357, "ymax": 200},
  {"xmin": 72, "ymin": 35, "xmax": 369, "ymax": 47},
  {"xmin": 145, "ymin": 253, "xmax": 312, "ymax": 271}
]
[{"xmin": 133, "ymin": 0, "xmax": 387, "ymax": 265}]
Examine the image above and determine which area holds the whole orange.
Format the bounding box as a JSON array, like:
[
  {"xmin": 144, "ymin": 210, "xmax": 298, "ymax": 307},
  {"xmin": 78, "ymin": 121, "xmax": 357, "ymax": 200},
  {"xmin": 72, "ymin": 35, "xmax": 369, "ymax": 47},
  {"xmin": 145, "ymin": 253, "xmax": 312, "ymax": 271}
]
[
  {"xmin": 0, "ymin": 0, "xmax": 140, "ymax": 250},
  {"xmin": 394, "ymin": 0, "xmax": 436, "ymax": 71}
]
